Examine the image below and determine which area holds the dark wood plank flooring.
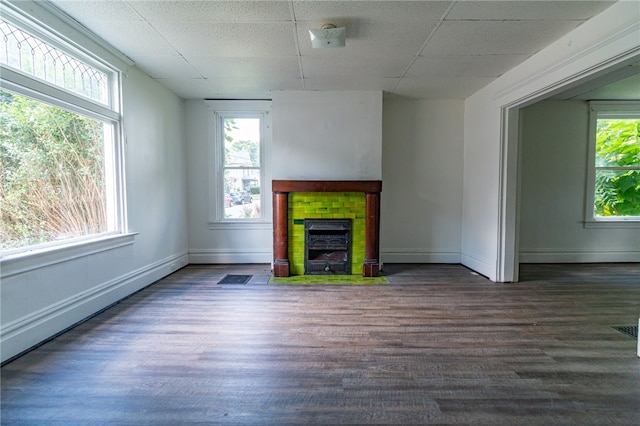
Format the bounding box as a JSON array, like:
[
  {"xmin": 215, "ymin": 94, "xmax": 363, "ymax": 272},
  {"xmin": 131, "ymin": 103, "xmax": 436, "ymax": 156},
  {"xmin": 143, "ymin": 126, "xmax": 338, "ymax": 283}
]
[{"xmin": 2, "ymin": 263, "xmax": 639, "ymax": 425}]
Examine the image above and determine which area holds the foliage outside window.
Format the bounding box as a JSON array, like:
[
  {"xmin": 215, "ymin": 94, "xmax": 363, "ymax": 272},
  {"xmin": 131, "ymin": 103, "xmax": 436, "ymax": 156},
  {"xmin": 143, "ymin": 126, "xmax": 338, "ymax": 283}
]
[
  {"xmin": 0, "ymin": 12, "xmax": 122, "ymax": 253},
  {"xmin": 587, "ymin": 103, "xmax": 640, "ymax": 223},
  {"xmin": 1, "ymin": 90, "xmax": 112, "ymax": 249}
]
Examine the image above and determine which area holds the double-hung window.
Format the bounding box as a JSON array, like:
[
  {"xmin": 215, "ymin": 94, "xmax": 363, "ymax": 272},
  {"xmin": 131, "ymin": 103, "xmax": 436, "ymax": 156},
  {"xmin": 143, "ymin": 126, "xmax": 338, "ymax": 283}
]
[
  {"xmin": 208, "ymin": 100, "xmax": 271, "ymax": 223},
  {"xmin": 0, "ymin": 6, "xmax": 126, "ymax": 255},
  {"xmin": 585, "ymin": 102, "xmax": 640, "ymax": 225}
]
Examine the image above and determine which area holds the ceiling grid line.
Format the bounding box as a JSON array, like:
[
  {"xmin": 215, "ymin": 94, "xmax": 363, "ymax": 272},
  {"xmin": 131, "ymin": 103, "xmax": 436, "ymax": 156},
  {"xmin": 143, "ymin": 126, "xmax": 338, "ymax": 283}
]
[
  {"xmin": 288, "ymin": 1, "xmax": 306, "ymax": 91},
  {"xmin": 125, "ymin": 0, "xmax": 207, "ymax": 81},
  {"xmin": 390, "ymin": 1, "xmax": 459, "ymax": 95}
]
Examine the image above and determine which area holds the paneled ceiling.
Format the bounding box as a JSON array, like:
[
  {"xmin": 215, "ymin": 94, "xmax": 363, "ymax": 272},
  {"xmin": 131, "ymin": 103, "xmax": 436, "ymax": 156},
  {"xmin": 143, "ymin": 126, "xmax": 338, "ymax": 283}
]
[{"xmin": 46, "ymin": 0, "xmax": 636, "ymax": 100}]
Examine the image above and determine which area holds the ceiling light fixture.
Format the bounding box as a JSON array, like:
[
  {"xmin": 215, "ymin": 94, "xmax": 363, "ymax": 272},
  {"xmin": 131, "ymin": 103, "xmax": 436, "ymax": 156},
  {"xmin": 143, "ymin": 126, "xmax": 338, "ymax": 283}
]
[{"xmin": 309, "ymin": 23, "xmax": 346, "ymax": 48}]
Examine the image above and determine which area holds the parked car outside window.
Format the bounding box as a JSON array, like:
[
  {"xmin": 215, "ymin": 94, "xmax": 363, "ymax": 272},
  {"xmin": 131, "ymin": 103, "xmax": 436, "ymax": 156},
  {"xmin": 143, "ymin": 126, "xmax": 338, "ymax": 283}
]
[{"xmin": 230, "ymin": 191, "xmax": 253, "ymax": 205}]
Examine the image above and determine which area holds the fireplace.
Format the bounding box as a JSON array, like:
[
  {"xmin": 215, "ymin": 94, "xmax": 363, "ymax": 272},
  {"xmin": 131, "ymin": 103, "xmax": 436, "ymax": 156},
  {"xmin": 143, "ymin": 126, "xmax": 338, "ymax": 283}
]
[
  {"xmin": 305, "ymin": 219, "xmax": 351, "ymax": 275},
  {"xmin": 272, "ymin": 180, "xmax": 381, "ymax": 277}
]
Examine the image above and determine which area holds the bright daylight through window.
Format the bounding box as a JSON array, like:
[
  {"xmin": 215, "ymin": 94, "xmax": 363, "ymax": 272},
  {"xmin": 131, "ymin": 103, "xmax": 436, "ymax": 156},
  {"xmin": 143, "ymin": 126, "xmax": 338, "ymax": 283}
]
[
  {"xmin": 220, "ymin": 116, "xmax": 262, "ymax": 220},
  {"xmin": 588, "ymin": 103, "xmax": 640, "ymax": 222},
  {"xmin": 0, "ymin": 13, "xmax": 123, "ymax": 252}
]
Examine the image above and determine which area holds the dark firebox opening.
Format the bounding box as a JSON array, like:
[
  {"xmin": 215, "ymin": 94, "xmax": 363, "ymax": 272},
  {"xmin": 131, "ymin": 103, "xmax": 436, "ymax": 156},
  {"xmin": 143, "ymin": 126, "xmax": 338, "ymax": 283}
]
[{"xmin": 304, "ymin": 219, "xmax": 352, "ymax": 275}]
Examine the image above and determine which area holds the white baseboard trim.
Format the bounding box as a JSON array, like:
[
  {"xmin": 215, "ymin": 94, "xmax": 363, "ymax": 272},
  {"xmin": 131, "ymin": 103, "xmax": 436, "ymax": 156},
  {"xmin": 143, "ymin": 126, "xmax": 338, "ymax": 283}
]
[
  {"xmin": 1, "ymin": 251, "xmax": 189, "ymax": 364},
  {"xmin": 189, "ymin": 248, "xmax": 272, "ymax": 264},
  {"xmin": 189, "ymin": 248, "xmax": 463, "ymax": 265},
  {"xmin": 381, "ymin": 248, "xmax": 460, "ymax": 264},
  {"xmin": 519, "ymin": 248, "xmax": 640, "ymax": 263},
  {"xmin": 461, "ymin": 253, "xmax": 495, "ymax": 281}
]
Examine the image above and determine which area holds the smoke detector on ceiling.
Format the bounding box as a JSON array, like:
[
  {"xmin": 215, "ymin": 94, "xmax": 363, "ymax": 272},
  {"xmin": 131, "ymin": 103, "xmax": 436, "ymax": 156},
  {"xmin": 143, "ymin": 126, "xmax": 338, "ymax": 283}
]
[{"xmin": 309, "ymin": 24, "xmax": 346, "ymax": 48}]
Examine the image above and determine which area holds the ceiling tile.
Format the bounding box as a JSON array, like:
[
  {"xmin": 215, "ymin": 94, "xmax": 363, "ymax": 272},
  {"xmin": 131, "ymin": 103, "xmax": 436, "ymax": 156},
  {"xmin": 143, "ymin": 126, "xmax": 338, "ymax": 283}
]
[
  {"xmin": 292, "ymin": 1, "xmax": 452, "ymax": 23},
  {"xmin": 407, "ymin": 55, "xmax": 531, "ymax": 78},
  {"xmin": 393, "ymin": 76, "xmax": 495, "ymax": 100},
  {"xmin": 49, "ymin": 0, "xmax": 142, "ymax": 21},
  {"xmin": 132, "ymin": 55, "xmax": 202, "ymax": 79},
  {"xmin": 130, "ymin": 1, "xmax": 291, "ymax": 23},
  {"xmin": 301, "ymin": 55, "xmax": 410, "ymax": 78},
  {"xmin": 423, "ymin": 20, "xmax": 584, "ymax": 56},
  {"xmin": 150, "ymin": 22, "xmax": 296, "ymax": 57},
  {"xmin": 188, "ymin": 56, "xmax": 301, "ymax": 80},
  {"xmin": 44, "ymin": 0, "xmax": 626, "ymax": 100},
  {"xmin": 76, "ymin": 20, "xmax": 176, "ymax": 57},
  {"xmin": 303, "ymin": 76, "xmax": 397, "ymax": 92},
  {"xmin": 204, "ymin": 76, "xmax": 304, "ymax": 99},
  {"xmin": 446, "ymin": 1, "xmax": 616, "ymax": 21},
  {"xmin": 153, "ymin": 78, "xmax": 219, "ymax": 99}
]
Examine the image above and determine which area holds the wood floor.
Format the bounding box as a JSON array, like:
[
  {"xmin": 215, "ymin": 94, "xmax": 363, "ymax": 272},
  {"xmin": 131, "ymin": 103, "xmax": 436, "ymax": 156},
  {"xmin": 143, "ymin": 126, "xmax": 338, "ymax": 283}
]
[{"xmin": 2, "ymin": 263, "xmax": 639, "ymax": 425}]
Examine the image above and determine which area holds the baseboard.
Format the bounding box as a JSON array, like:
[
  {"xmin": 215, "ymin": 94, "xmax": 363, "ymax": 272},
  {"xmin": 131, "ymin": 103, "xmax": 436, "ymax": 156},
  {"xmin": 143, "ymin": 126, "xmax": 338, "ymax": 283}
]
[
  {"xmin": 519, "ymin": 248, "xmax": 640, "ymax": 263},
  {"xmin": 1, "ymin": 251, "xmax": 189, "ymax": 364},
  {"xmin": 380, "ymin": 248, "xmax": 460, "ymax": 264},
  {"xmin": 461, "ymin": 253, "xmax": 495, "ymax": 281},
  {"xmin": 189, "ymin": 248, "xmax": 272, "ymax": 264},
  {"xmin": 189, "ymin": 248, "xmax": 463, "ymax": 265}
]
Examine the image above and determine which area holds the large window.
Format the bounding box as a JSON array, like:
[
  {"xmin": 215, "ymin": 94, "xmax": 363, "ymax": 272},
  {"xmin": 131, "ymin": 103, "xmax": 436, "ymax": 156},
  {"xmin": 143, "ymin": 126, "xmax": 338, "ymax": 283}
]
[
  {"xmin": 208, "ymin": 101, "xmax": 271, "ymax": 223},
  {"xmin": 0, "ymin": 8, "xmax": 124, "ymax": 254},
  {"xmin": 586, "ymin": 102, "xmax": 640, "ymax": 224}
]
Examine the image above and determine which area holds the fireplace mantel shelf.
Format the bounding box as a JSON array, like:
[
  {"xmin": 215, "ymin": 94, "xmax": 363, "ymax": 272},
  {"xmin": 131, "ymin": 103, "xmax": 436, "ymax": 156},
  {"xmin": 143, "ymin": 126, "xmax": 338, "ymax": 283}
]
[
  {"xmin": 273, "ymin": 180, "xmax": 382, "ymax": 193},
  {"xmin": 272, "ymin": 180, "xmax": 382, "ymax": 278}
]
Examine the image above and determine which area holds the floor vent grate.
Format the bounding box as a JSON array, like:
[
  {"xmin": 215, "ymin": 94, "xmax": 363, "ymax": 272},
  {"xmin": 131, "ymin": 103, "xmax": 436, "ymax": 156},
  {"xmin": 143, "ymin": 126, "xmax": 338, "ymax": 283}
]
[
  {"xmin": 612, "ymin": 325, "xmax": 638, "ymax": 339},
  {"xmin": 217, "ymin": 275, "xmax": 252, "ymax": 285}
]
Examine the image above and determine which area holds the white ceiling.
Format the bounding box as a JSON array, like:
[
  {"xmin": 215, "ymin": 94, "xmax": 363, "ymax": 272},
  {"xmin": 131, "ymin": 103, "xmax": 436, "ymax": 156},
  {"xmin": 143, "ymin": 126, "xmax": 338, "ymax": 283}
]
[{"xmin": 46, "ymin": 0, "xmax": 636, "ymax": 100}]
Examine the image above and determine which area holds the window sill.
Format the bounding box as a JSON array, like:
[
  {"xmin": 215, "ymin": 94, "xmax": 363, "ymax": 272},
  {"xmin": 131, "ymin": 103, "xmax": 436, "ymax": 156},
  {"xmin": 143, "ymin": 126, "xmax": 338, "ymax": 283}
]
[
  {"xmin": 208, "ymin": 221, "xmax": 272, "ymax": 231},
  {"xmin": 583, "ymin": 220, "xmax": 640, "ymax": 229},
  {"xmin": 0, "ymin": 233, "xmax": 137, "ymax": 279}
]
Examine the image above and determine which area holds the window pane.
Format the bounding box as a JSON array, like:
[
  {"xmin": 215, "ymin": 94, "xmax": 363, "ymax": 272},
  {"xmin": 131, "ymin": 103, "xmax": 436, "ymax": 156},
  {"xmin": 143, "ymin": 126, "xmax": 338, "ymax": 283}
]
[
  {"xmin": 224, "ymin": 169, "xmax": 260, "ymax": 219},
  {"xmin": 0, "ymin": 90, "xmax": 111, "ymax": 249},
  {"xmin": 594, "ymin": 169, "xmax": 640, "ymax": 217},
  {"xmin": 223, "ymin": 118, "xmax": 260, "ymax": 167},
  {"xmin": 0, "ymin": 19, "xmax": 109, "ymax": 105},
  {"xmin": 595, "ymin": 118, "xmax": 640, "ymax": 167}
]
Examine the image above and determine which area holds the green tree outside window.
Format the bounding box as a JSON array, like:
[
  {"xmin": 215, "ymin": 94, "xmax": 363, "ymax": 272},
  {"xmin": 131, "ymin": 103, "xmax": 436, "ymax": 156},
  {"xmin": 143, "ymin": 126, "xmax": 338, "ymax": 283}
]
[
  {"xmin": 0, "ymin": 90, "xmax": 108, "ymax": 249},
  {"xmin": 593, "ymin": 118, "xmax": 640, "ymax": 217}
]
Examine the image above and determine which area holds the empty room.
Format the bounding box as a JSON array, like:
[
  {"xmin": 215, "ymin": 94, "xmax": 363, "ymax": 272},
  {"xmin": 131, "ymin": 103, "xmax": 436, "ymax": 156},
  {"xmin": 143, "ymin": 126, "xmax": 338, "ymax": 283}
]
[{"xmin": 1, "ymin": 1, "xmax": 639, "ymax": 424}]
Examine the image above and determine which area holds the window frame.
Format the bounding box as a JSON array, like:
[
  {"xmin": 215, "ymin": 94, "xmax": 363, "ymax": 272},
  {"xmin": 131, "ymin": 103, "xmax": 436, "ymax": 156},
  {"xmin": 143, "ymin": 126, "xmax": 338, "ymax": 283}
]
[
  {"xmin": 584, "ymin": 101, "xmax": 640, "ymax": 228},
  {"xmin": 0, "ymin": 3, "xmax": 130, "ymax": 265},
  {"xmin": 206, "ymin": 100, "xmax": 272, "ymax": 226}
]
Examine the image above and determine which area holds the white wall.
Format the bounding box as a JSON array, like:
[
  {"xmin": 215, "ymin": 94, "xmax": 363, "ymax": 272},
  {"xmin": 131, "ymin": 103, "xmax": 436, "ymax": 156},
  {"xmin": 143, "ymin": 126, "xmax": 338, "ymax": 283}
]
[
  {"xmin": 122, "ymin": 68, "xmax": 189, "ymax": 268},
  {"xmin": 519, "ymin": 100, "xmax": 639, "ymax": 263},
  {"xmin": 462, "ymin": 1, "xmax": 640, "ymax": 281},
  {"xmin": 381, "ymin": 99, "xmax": 464, "ymax": 263},
  {"xmin": 272, "ymin": 90, "xmax": 382, "ymax": 180},
  {"xmin": 1, "ymin": 65, "xmax": 189, "ymax": 362}
]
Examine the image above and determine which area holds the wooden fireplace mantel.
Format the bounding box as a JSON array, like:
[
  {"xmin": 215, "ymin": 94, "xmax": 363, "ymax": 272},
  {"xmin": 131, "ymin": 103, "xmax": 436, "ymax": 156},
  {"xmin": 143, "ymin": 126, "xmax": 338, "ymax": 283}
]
[{"xmin": 272, "ymin": 180, "xmax": 382, "ymax": 277}]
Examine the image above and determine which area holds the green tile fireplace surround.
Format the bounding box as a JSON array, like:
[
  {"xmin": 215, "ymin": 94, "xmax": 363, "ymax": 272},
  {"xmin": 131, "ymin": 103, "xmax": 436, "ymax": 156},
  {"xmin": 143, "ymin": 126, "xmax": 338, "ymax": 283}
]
[
  {"xmin": 289, "ymin": 192, "xmax": 365, "ymax": 275},
  {"xmin": 272, "ymin": 180, "xmax": 382, "ymax": 277}
]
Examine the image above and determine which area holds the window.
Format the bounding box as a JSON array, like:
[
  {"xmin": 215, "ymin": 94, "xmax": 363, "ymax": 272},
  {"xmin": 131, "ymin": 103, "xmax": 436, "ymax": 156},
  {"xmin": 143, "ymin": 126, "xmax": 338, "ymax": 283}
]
[
  {"xmin": 0, "ymin": 19, "xmax": 109, "ymax": 105},
  {"xmin": 208, "ymin": 101, "xmax": 271, "ymax": 223},
  {"xmin": 0, "ymin": 8, "xmax": 125, "ymax": 254},
  {"xmin": 585, "ymin": 102, "xmax": 640, "ymax": 225}
]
